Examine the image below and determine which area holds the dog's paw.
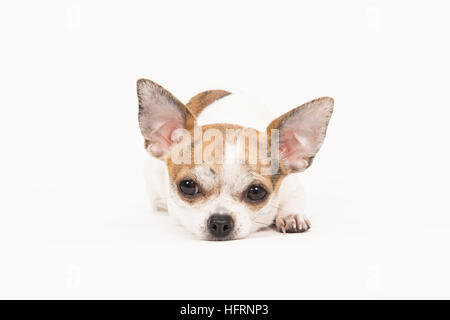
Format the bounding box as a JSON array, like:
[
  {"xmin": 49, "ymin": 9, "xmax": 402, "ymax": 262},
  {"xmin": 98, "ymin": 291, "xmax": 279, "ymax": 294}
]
[{"xmin": 275, "ymin": 214, "xmax": 311, "ymax": 233}]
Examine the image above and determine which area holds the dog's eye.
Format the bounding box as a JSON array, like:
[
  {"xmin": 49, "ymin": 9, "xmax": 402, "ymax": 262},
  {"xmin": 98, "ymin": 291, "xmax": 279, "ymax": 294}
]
[
  {"xmin": 178, "ymin": 180, "xmax": 199, "ymax": 196},
  {"xmin": 246, "ymin": 185, "xmax": 268, "ymax": 202}
]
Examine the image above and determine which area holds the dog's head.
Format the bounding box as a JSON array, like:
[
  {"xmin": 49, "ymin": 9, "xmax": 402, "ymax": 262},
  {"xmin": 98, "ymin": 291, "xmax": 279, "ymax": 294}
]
[{"xmin": 137, "ymin": 79, "xmax": 333, "ymax": 240}]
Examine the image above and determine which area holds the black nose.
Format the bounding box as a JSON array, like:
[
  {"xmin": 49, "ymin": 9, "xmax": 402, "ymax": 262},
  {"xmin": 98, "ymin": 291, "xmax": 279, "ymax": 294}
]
[{"xmin": 207, "ymin": 214, "xmax": 234, "ymax": 238}]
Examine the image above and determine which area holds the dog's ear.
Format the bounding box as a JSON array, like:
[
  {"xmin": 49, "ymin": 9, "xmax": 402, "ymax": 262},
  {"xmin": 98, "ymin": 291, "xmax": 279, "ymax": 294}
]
[
  {"xmin": 137, "ymin": 79, "xmax": 195, "ymax": 159},
  {"xmin": 267, "ymin": 97, "xmax": 334, "ymax": 173}
]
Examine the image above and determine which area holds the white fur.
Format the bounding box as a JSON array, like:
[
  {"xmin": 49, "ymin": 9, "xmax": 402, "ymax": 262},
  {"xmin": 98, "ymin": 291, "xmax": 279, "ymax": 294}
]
[{"xmin": 196, "ymin": 93, "xmax": 274, "ymax": 132}]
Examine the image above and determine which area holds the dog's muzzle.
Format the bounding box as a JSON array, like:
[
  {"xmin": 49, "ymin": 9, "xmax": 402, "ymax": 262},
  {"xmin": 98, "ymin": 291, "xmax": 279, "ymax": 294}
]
[{"xmin": 207, "ymin": 214, "xmax": 234, "ymax": 238}]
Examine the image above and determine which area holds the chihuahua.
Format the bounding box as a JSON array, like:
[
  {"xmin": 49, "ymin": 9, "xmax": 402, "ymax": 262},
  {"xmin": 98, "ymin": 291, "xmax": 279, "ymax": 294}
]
[{"xmin": 137, "ymin": 78, "xmax": 333, "ymax": 240}]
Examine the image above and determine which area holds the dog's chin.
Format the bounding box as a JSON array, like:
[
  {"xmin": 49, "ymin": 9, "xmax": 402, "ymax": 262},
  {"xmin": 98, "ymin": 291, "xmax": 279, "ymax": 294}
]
[
  {"xmin": 205, "ymin": 234, "xmax": 236, "ymax": 241},
  {"xmin": 197, "ymin": 231, "xmax": 245, "ymax": 241}
]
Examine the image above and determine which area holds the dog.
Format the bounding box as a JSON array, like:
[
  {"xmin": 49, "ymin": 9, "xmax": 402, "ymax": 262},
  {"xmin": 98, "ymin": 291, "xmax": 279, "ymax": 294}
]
[{"xmin": 137, "ymin": 78, "xmax": 333, "ymax": 240}]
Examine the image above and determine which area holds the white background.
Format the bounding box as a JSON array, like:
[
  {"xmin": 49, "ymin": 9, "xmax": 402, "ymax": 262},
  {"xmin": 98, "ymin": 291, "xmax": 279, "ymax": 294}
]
[{"xmin": 1, "ymin": 0, "xmax": 449, "ymax": 299}]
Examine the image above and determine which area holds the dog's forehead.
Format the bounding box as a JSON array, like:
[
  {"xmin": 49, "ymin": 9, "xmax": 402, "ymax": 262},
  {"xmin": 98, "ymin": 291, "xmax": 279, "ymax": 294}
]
[
  {"xmin": 167, "ymin": 123, "xmax": 283, "ymax": 190},
  {"xmin": 192, "ymin": 165, "xmax": 219, "ymax": 190},
  {"xmin": 192, "ymin": 163, "xmax": 256, "ymax": 189},
  {"xmin": 195, "ymin": 124, "xmax": 270, "ymax": 167}
]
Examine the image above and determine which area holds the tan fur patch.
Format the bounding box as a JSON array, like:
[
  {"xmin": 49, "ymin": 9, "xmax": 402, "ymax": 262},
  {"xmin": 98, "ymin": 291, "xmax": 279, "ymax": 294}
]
[{"xmin": 186, "ymin": 90, "xmax": 231, "ymax": 117}]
